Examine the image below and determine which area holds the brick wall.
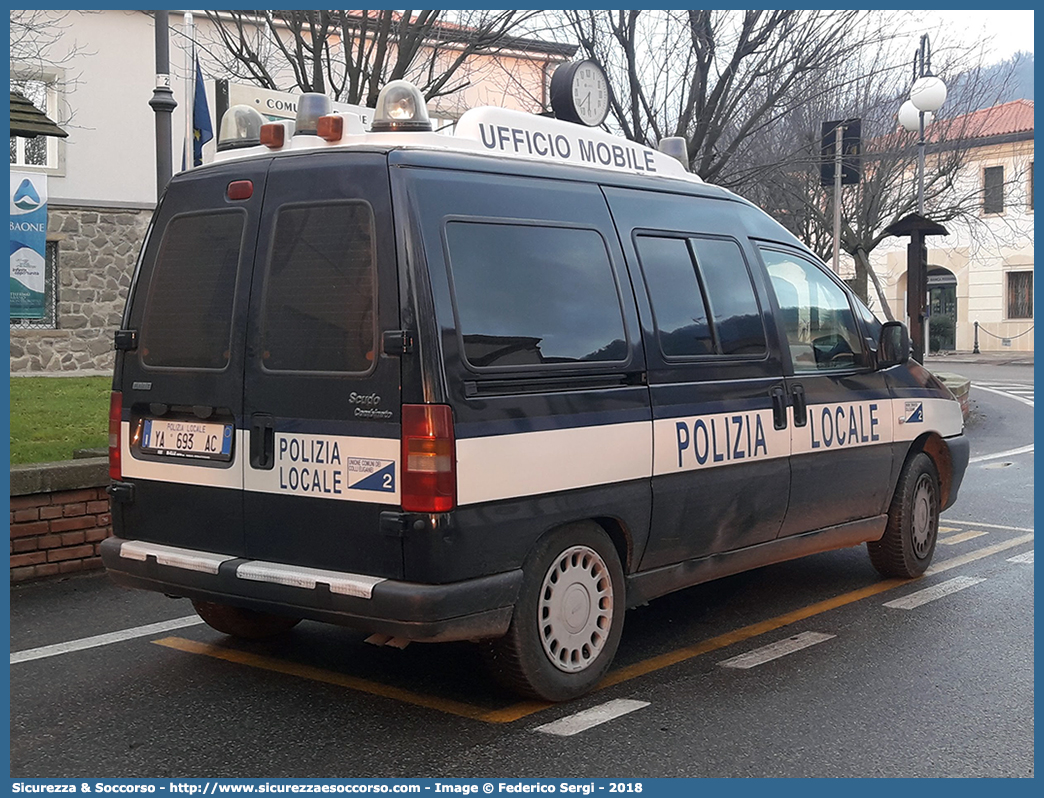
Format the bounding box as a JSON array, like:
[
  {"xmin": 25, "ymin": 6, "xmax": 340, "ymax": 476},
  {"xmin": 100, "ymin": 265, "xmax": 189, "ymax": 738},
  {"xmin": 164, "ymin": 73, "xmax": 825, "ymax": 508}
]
[{"xmin": 10, "ymin": 458, "xmax": 111, "ymax": 582}]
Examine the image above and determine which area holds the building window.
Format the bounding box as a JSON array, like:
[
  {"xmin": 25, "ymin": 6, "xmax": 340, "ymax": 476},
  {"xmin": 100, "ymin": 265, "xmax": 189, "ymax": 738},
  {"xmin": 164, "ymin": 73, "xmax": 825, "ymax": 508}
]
[
  {"xmin": 983, "ymin": 165, "xmax": 1005, "ymax": 214},
  {"xmin": 10, "ymin": 240, "xmax": 59, "ymax": 329},
  {"xmin": 1007, "ymin": 271, "xmax": 1033, "ymax": 320},
  {"xmin": 10, "ymin": 75, "xmax": 62, "ymax": 170}
]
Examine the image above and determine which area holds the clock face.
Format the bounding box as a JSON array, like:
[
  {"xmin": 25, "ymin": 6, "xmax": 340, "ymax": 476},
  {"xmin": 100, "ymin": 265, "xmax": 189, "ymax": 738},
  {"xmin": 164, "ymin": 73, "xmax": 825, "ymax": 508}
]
[{"xmin": 570, "ymin": 62, "xmax": 609, "ymax": 126}]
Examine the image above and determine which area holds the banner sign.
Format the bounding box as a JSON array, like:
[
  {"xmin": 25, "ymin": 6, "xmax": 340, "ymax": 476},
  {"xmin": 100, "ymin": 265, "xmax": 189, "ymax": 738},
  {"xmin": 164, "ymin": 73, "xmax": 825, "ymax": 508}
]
[
  {"xmin": 10, "ymin": 171, "xmax": 48, "ymax": 319},
  {"xmin": 215, "ymin": 79, "xmax": 372, "ymax": 129}
]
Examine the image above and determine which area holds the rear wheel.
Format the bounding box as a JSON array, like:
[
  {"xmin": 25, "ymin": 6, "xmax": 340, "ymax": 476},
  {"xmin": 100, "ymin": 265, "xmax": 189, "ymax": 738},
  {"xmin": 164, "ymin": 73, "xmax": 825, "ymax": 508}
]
[
  {"xmin": 192, "ymin": 600, "xmax": 301, "ymax": 639},
  {"xmin": 482, "ymin": 522, "xmax": 625, "ymax": 702},
  {"xmin": 868, "ymin": 452, "xmax": 940, "ymax": 578}
]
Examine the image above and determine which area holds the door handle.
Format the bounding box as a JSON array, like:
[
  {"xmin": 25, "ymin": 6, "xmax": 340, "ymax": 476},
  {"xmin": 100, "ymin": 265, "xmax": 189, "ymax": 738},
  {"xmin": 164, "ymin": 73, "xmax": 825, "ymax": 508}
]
[
  {"xmin": 791, "ymin": 384, "xmax": 808, "ymax": 427},
  {"xmin": 770, "ymin": 386, "xmax": 788, "ymax": 430},
  {"xmin": 250, "ymin": 414, "xmax": 275, "ymax": 470}
]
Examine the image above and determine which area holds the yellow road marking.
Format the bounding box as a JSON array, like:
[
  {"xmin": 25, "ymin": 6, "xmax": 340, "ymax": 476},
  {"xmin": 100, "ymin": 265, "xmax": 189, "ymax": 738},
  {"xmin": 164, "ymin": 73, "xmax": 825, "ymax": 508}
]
[
  {"xmin": 926, "ymin": 533, "xmax": 1033, "ymax": 575},
  {"xmin": 939, "ymin": 520, "xmax": 1033, "ymax": 533},
  {"xmin": 938, "ymin": 526, "xmax": 959, "ymax": 534},
  {"xmin": 152, "ymin": 636, "xmax": 546, "ymax": 722},
  {"xmin": 154, "ymin": 530, "xmax": 1034, "ymax": 724},
  {"xmin": 939, "ymin": 530, "xmax": 988, "ymax": 545}
]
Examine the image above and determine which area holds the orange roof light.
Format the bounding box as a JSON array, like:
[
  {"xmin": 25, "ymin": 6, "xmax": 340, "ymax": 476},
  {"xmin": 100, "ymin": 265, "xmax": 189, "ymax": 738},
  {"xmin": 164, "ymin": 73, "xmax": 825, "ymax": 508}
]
[
  {"xmin": 317, "ymin": 114, "xmax": 344, "ymax": 142},
  {"xmin": 260, "ymin": 123, "xmax": 285, "ymax": 149}
]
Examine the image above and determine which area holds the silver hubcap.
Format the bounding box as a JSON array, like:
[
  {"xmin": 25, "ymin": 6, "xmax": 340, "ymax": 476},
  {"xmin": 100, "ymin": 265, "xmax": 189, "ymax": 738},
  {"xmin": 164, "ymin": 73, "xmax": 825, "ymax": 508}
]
[
  {"xmin": 538, "ymin": 545, "xmax": 613, "ymax": 673},
  {"xmin": 911, "ymin": 473, "xmax": 937, "ymax": 558}
]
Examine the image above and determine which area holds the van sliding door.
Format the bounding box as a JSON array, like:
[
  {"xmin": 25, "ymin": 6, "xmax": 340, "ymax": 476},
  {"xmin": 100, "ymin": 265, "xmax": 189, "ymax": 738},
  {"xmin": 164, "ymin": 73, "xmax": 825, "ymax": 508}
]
[{"xmin": 603, "ymin": 187, "xmax": 791, "ymax": 567}]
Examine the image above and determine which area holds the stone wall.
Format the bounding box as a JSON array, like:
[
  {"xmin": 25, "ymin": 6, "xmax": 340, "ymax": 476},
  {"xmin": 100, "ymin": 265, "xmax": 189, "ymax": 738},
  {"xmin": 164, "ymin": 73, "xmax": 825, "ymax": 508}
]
[{"xmin": 10, "ymin": 204, "xmax": 151, "ymax": 373}]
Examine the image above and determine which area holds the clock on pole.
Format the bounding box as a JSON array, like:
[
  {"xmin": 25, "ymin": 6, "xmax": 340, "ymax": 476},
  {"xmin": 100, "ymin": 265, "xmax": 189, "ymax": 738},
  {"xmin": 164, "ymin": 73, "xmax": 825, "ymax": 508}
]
[{"xmin": 550, "ymin": 60, "xmax": 610, "ymax": 127}]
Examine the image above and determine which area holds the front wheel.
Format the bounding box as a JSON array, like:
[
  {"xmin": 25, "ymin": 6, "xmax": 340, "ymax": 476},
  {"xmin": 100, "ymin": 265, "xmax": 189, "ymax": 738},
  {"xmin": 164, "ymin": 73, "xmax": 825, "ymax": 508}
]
[
  {"xmin": 482, "ymin": 523, "xmax": 625, "ymax": 702},
  {"xmin": 192, "ymin": 600, "xmax": 301, "ymax": 639},
  {"xmin": 868, "ymin": 452, "xmax": 940, "ymax": 578}
]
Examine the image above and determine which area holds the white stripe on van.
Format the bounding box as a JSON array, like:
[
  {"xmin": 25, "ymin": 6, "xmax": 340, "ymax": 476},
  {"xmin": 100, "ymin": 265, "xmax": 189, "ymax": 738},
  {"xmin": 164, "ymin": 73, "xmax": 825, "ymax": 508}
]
[
  {"xmin": 891, "ymin": 396, "xmax": 964, "ymax": 441},
  {"xmin": 654, "ymin": 407, "xmax": 788, "ymax": 476},
  {"xmin": 456, "ymin": 420, "xmax": 652, "ymax": 506},
  {"xmin": 119, "ymin": 394, "xmax": 962, "ymax": 506},
  {"xmin": 245, "ymin": 431, "xmax": 400, "ymax": 504}
]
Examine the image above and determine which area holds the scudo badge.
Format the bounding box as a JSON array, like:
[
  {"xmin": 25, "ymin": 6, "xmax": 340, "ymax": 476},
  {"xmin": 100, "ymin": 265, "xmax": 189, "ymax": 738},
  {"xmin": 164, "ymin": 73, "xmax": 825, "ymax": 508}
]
[{"xmin": 348, "ymin": 392, "xmax": 381, "ymax": 407}]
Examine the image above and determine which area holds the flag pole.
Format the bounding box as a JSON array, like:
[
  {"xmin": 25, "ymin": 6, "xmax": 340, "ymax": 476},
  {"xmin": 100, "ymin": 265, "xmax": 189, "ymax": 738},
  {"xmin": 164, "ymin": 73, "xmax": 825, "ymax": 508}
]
[{"xmin": 184, "ymin": 11, "xmax": 194, "ymax": 171}]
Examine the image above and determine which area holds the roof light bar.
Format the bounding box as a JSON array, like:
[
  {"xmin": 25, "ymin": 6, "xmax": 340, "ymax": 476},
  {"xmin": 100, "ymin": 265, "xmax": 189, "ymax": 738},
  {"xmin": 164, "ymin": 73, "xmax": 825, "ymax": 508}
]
[
  {"xmin": 260, "ymin": 123, "xmax": 285, "ymax": 149},
  {"xmin": 371, "ymin": 80, "xmax": 432, "ymax": 133},
  {"xmin": 317, "ymin": 114, "xmax": 344, "ymax": 142},
  {"xmin": 217, "ymin": 105, "xmax": 266, "ymax": 151},
  {"xmin": 295, "ymin": 92, "xmax": 332, "ymax": 136}
]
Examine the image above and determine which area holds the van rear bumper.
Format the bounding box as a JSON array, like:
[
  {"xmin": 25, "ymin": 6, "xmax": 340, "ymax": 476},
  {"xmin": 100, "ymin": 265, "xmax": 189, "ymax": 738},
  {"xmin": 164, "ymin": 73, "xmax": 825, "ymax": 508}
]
[{"xmin": 100, "ymin": 537, "xmax": 521, "ymax": 643}]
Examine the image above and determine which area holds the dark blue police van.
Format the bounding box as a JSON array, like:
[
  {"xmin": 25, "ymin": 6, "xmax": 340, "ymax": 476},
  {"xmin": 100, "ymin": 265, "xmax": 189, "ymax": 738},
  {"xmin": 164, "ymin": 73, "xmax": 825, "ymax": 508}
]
[{"xmin": 102, "ymin": 78, "xmax": 969, "ymax": 702}]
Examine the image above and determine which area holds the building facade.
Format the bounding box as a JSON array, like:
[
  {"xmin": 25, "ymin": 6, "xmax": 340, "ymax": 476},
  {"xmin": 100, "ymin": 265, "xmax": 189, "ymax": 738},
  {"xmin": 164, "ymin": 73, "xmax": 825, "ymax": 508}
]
[
  {"xmin": 871, "ymin": 100, "xmax": 1034, "ymax": 353},
  {"xmin": 10, "ymin": 10, "xmax": 572, "ymax": 373}
]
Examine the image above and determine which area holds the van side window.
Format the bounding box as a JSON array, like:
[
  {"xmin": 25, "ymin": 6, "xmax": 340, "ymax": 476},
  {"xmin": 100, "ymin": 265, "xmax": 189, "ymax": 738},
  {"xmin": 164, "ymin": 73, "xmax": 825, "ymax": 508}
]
[
  {"xmin": 690, "ymin": 237, "xmax": 766, "ymax": 355},
  {"xmin": 635, "ymin": 236, "xmax": 714, "ymax": 356},
  {"xmin": 141, "ymin": 211, "xmax": 244, "ymax": 370},
  {"xmin": 854, "ymin": 297, "xmax": 883, "ymax": 343},
  {"xmin": 761, "ymin": 248, "xmax": 865, "ymax": 371},
  {"xmin": 261, "ymin": 202, "xmax": 376, "ymax": 373},
  {"xmin": 445, "ymin": 222, "xmax": 627, "ymax": 368},
  {"xmin": 635, "ymin": 235, "xmax": 765, "ymax": 358}
]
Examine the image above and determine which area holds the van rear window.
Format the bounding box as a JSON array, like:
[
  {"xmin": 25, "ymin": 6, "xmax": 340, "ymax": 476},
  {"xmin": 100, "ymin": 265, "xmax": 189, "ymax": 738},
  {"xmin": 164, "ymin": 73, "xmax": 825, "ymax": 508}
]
[
  {"xmin": 141, "ymin": 211, "xmax": 244, "ymax": 370},
  {"xmin": 261, "ymin": 202, "xmax": 376, "ymax": 373},
  {"xmin": 445, "ymin": 222, "xmax": 627, "ymax": 369}
]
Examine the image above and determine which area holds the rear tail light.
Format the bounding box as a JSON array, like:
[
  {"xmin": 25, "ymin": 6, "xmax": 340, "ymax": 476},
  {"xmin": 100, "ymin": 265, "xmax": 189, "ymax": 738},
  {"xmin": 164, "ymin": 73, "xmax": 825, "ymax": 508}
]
[
  {"xmin": 400, "ymin": 404, "xmax": 456, "ymax": 513},
  {"xmin": 108, "ymin": 391, "xmax": 122, "ymax": 480}
]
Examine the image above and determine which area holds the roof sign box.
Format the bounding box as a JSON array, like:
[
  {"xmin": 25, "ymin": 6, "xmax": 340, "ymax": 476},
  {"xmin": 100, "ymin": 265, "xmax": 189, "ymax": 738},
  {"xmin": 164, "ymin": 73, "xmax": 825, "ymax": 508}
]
[
  {"xmin": 454, "ymin": 107, "xmax": 694, "ymax": 179},
  {"xmin": 215, "ymin": 79, "xmax": 372, "ymax": 130}
]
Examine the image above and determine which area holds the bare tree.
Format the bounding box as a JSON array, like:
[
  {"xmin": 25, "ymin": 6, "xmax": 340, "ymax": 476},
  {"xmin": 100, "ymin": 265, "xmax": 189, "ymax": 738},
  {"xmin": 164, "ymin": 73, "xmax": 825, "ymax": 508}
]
[
  {"xmin": 563, "ymin": 10, "xmax": 908, "ymax": 186},
  {"xmin": 10, "ymin": 10, "xmax": 91, "ymax": 88},
  {"xmin": 10, "ymin": 10, "xmax": 94, "ymax": 138},
  {"xmin": 742, "ymin": 37, "xmax": 1020, "ymax": 317},
  {"xmin": 197, "ymin": 10, "xmax": 549, "ymax": 108}
]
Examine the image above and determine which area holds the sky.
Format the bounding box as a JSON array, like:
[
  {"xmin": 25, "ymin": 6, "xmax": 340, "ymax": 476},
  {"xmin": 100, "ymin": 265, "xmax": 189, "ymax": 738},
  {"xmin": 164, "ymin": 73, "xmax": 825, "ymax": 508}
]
[{"xmin": 913, "ymin": 10, "xmax": 1034, "ymax": 65}]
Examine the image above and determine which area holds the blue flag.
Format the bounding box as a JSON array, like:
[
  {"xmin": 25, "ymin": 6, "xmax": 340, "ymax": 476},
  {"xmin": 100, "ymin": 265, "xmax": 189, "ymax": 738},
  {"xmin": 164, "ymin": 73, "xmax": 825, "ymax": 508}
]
[{"xmin": 192, "ymin": 60, "xmax": 213, "ymax": 166}]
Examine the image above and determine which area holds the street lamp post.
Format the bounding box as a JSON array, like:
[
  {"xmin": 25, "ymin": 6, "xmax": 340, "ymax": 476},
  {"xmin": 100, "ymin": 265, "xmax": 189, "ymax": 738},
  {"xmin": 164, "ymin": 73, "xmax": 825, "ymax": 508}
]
[
  {"xmin": 899, "ymin": 34, "xmax": 947, "ymax": 213},
  {"xmin": 891, "ymin": 34, "xmax": 948, "ymax": 363},
  {"xmin": 149, "ymin": 10, "xmax": 177, "ymax": 200}
]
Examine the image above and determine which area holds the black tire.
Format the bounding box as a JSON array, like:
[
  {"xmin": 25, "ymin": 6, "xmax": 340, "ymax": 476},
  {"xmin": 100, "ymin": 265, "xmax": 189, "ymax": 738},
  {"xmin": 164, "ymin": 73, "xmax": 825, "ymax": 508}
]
[
  {"xmin": 868, "ymin": 452, "xmax": 941, "ymax": 578},
  {"xmin": 481, "ymin": 522, "xmax": 625, "ymax": 702},
  {"xmin": 192, "ymin": 600, "xmax": 301, "ymax": 639}
]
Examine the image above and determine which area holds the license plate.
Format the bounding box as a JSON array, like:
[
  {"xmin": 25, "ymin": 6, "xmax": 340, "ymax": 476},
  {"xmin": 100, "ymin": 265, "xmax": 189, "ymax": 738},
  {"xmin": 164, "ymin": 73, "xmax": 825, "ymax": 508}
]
[{"xmin": 140, "ymin": 418, "xmax": 233, "ymax": 461}]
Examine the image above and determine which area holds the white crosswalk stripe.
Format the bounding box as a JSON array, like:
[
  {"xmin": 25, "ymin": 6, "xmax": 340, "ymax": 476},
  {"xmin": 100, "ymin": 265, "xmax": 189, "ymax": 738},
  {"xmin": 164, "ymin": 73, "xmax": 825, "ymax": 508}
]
[
  {"xmin": 534, "ymin": 699, "xmax": 650, "ymax": 736},
  {"xmin": 973, "ymin": 382, "xmax": 1034, "ymax": 407},
  {"xmin": 883, "ymin": 576, "xmax": 985, "ymax": 610},
  {"xmin": 718, "ymin": 632, "xmax": 836, "ymax": 669}
]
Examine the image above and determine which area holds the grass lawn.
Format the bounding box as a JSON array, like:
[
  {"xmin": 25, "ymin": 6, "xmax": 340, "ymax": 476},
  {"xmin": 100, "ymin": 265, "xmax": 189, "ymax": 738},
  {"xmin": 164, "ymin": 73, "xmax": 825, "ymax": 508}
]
[{"xmin": 10, "ymin": 376, "xmax": 112, "ymax": 464}]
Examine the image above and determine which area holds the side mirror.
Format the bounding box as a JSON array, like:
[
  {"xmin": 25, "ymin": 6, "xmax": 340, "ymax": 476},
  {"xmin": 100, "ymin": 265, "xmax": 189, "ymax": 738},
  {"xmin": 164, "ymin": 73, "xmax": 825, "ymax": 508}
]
[{"xmin": 877, "ymin": 321, "xmax": 910, "ymax": 369}]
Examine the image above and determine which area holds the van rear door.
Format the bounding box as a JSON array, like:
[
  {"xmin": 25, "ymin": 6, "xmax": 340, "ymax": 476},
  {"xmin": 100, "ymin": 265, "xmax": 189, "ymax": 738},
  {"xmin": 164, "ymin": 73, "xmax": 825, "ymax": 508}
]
[
  {"xmin": 241, "ymin": 152, "xmax": 403, "ymax": 578},
  {"xmin": 117, "ymin": 159, "xmax": 270, "ymax": 556}
]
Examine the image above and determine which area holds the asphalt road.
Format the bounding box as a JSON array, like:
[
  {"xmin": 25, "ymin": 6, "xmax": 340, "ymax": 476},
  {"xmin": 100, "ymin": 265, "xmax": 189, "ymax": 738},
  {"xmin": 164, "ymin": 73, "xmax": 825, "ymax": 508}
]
[{"xmin": 9, "ymin": 364, "xmax": 1033, "ymax": 778}]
